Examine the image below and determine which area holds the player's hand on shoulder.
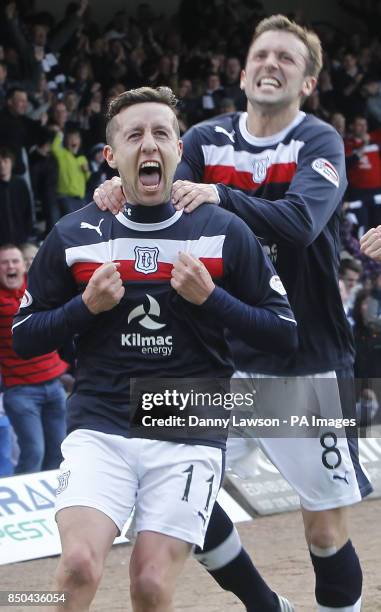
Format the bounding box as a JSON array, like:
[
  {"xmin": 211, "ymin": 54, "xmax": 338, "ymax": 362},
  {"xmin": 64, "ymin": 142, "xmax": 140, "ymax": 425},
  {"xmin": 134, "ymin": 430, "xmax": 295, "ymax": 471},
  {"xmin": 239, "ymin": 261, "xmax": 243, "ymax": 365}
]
[
  {"xmin": 82, "ymin": 262, "xmax": 125, "ymax": 314},
  {"xmin": 171, "ymin": 252, "xmax": 215, "ymax": 304},
  {"xmin": 172, "ymin": 180, "xmax": 219, "ymax": 213},
  {"xmin": 360, "ymin": 225, "xmax": 381, "ymax": 261},
  {"xmin": 93, "ymin": 176, "xmax": 125, "ymax": 215}
]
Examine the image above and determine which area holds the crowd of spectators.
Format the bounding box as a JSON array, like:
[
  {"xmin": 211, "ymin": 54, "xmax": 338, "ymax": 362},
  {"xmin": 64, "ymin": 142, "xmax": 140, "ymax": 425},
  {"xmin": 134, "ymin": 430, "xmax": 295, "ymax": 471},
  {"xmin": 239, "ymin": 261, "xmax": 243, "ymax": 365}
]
[{"xmin": 1, "ymin": 0, "xmax": 381, "ymax": 475}]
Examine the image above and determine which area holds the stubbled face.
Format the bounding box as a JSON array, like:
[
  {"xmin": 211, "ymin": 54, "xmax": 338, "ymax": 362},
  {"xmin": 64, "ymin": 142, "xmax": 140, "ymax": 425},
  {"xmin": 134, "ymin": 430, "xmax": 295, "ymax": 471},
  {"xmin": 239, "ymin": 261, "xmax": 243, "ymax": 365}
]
[
  {"xmin": 0, "ymin": 248, "xmax": 25, "ymax": 290},
  {"xmin": 241, "ymin": 30, "xmax": 315, "ymax": 111},
  {"xmin": 104, "ymin": 102, "xmax": 182, "ymax": 206},
  {"xmin": 0, "ymin": 156, "xmax": 12, "ymax": 181}
]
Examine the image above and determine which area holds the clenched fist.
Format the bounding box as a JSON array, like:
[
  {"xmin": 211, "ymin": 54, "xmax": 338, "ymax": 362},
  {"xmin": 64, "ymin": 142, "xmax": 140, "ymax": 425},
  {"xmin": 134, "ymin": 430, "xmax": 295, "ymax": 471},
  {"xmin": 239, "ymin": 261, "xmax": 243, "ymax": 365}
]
[
  {"xmin": 82, "ymin": 262, "xmax": 125, "ymax": 314},
  {"xmin": 360, "ymin": 225, "xmax": 381, "ymax": 262},
  {"xmin": 170, "ymin": 252, "xmax": 215, "ymax": 304}
]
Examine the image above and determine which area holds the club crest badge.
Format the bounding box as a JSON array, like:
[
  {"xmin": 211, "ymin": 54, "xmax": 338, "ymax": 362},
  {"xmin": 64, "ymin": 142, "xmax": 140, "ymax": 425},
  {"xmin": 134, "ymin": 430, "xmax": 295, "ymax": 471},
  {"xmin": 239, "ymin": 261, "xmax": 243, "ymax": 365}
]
[
  {"xmin": 56, "ymin": 470, "xmax": 71, "ymax": 495},
  {"xmin": 253, "ymin": 157, "xmax": 269, "ymax": 183},
  {"xmin": 134, "ymin": 246, "xmax": 159, "ymax": 274}
]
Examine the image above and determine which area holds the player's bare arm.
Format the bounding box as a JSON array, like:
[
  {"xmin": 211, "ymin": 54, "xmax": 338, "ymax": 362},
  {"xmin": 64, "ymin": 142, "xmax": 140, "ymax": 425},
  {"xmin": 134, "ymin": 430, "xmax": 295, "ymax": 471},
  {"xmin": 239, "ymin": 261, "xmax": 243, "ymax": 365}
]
[
  {"xmin": 360, "ymin": 225, "xmax": 381, "ymax": 261},
  {"xmin": 171, "ymin": 252, "xmax": 215, "ymax": 304},
  {"xmin": 82, "ymin": 262, "xmax": 125, "ymax": 314}
]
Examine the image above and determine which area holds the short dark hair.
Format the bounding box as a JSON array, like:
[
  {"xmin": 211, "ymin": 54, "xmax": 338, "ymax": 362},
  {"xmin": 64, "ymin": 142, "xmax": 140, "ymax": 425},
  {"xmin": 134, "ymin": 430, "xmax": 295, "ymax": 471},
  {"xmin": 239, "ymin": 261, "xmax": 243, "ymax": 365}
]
[
  {"xmin": 0, "ymin": 243, "xmax": 21, "ymax": 254},
  {"xmin": 36, "ymin": 126, "xmax": 55, "ymax": 147},
  {"xmin": 339, "ymin": 258, "xmax": 362, "ymax": 276},
  {"xmin": 105, "ymin": 86, "xmax": 180, "ymax": 144},
  {"xmin": 0, "ymin": 146, "xmax": 15, "ymax": 164},
  {"xmin": 6, "ymin": 86, "xmax": 27, "ymax": 100},
  {"xmin": 64, "ymin": 126, "xmax": 81, "ymax": 137},
  {"xmin": 63, "ymin": 126, "xmax": 82, "ymax": 148}
]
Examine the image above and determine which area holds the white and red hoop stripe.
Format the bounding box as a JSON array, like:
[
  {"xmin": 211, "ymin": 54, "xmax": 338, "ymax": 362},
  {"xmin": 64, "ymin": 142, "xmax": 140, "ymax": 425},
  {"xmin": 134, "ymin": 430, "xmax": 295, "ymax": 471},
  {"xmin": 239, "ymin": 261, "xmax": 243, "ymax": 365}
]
[
  {"xmin": 201, "ymin": 140, "xmax": 304, "ymax": 187},
  {"xmin": 65, "ymin": 236, "xmax": 226, "ymax": 283}
]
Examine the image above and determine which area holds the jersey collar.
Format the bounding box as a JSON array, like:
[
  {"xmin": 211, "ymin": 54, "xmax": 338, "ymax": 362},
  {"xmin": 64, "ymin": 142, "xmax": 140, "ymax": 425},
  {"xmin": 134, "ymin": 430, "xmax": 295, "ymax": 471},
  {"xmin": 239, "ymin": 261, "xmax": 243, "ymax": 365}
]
[
  {"xmin": 238, "ymin": 111, "xmax": 305, "ymax": 146},
  {"xmin": 115, "ymin": 201, "xmax": 183, "ymax": 232}
]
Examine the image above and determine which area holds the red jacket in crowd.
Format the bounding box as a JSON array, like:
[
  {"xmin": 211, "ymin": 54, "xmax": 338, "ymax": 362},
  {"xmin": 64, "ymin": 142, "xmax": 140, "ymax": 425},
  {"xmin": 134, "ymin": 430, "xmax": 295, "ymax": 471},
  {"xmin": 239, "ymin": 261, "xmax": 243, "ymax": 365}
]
[{"xmin": 0, "ymin": 279, "xmax": 67, "ymax": 387}]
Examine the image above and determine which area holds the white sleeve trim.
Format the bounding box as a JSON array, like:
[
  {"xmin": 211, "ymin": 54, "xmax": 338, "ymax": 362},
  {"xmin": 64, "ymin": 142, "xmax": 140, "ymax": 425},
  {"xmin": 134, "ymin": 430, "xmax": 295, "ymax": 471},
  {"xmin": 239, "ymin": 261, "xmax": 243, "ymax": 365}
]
[
  {"xmin": 211, "ymin": 184, "xmax": 221, "ymax": 204},
  {"xmin": 11, "ymin": 314, "xmax": 32, "ymax": 332}
]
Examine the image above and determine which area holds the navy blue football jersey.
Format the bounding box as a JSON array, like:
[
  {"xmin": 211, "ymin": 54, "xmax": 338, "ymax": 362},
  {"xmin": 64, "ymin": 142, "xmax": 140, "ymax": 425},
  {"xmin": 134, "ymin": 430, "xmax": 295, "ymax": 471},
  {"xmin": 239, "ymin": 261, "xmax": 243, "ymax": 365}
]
[
  {"xmin": 177, "ymin": 111, "xmax": 354, "ymax": 375},
  {"xmin": 13, "ymin": 201, "xmax": 296, "ymax": 446}
]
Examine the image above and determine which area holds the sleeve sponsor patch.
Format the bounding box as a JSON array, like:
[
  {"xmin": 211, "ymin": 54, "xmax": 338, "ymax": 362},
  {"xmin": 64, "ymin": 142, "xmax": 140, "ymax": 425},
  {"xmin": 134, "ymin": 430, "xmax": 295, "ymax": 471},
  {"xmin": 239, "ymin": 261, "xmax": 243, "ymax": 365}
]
[
  {"xmin": 269, "ymin": 275, "xmax": 287, "ymax": 295},
  {"xmin": 311, "ymin": 158, "xmax": 340, "ymax": 188}
]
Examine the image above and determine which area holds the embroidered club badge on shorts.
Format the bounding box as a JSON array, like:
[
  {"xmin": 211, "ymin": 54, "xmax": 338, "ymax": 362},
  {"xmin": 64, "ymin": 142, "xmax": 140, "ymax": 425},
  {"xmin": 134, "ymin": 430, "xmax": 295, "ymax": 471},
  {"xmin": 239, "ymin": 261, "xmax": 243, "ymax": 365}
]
[
  {"xmin": 56, "ymin": 470, "xmax": 71, "ymax": 495},
  {"xmin": 311, "ymin": 158, "xmax": 340, "ymax": 187}
]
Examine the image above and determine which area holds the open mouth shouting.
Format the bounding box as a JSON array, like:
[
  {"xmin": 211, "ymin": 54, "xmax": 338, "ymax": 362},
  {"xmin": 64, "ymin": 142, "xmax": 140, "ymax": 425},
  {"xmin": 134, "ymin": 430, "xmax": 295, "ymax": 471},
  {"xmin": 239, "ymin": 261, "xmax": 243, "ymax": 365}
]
[
  {"xmin": 1, "ymin": 269, "xmax": 23, "ymax": 289},
  {"xmin": 138, "ymin": 160, "xmax": 162, "ymax": 191}
]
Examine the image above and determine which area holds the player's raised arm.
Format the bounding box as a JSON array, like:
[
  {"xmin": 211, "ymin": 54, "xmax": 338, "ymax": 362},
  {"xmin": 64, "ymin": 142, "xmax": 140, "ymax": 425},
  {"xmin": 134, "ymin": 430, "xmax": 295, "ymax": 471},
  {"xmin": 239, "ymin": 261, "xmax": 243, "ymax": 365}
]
[{"xmin": 169, "ymin": 130, "xmax": 345, "ymax": 239}]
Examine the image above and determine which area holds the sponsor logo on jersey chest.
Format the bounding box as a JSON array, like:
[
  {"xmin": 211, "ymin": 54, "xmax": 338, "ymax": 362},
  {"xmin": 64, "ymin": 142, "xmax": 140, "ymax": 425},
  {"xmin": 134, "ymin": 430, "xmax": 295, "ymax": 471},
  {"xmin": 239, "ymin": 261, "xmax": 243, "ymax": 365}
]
[{"xmin": 122, "ymin": 294, "xmax": 173, "ymax": 356}]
